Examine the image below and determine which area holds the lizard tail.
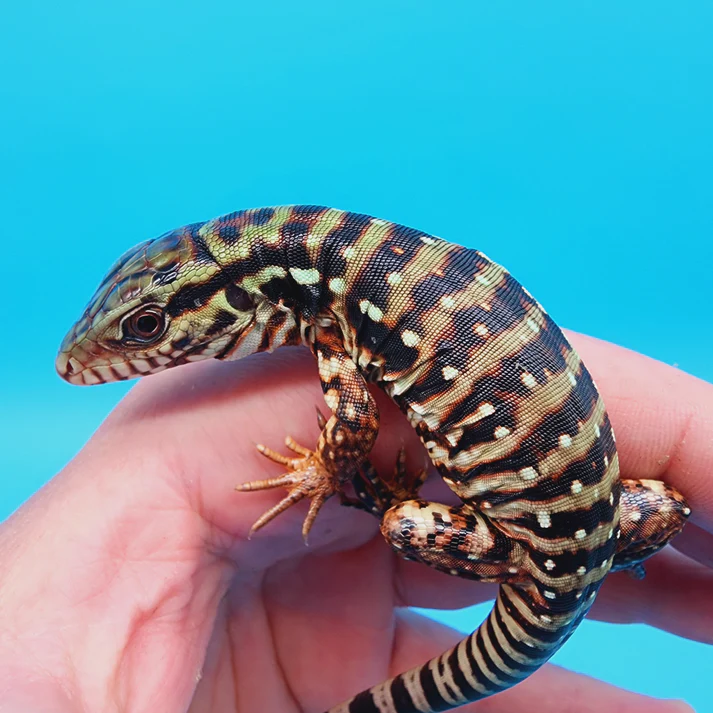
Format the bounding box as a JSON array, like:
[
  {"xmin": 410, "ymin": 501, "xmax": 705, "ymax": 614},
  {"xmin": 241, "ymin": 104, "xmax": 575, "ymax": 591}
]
[{"xmin": 326, "ymin": 582, "xmax": 586, "ymax": 713}]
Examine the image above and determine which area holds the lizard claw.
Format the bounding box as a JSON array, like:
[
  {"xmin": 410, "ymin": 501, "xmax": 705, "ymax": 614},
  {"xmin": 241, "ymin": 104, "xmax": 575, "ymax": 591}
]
[
  {"xmin": 237, "ymin": 438, "xmax": 337, "ymax": 541},
  {"xmin": 389, "ymin": 446, "xmax": 428, "ymax": 500}
]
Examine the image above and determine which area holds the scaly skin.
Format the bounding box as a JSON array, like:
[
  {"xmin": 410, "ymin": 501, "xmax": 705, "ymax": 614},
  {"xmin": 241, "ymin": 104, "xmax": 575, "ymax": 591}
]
[{"xmin": 57, "ymin": 206, "xmax": 690, "ymax": 713}]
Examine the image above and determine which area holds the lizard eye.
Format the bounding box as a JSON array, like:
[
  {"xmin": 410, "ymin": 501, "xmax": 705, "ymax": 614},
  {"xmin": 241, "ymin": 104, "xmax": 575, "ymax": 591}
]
[{"xmin": 124, "ymin": 307, "xmax": 166, "ymax": 342}]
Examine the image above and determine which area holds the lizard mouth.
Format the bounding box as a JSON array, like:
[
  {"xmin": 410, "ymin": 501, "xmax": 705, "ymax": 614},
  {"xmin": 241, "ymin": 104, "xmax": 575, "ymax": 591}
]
[
  {"xmin": 55, "ymin": 347, "xmax": 171, "ymax": 385},
  {"xmin": 55, "ymin": 351, "xmax": 91, "ymax": 385}
]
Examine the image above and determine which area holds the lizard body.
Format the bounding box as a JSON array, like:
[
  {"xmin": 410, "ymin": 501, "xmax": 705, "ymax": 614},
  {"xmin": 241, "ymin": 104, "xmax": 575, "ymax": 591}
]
[{"xmin": 57, "ymin": 206, "xmax": 689, "ymax": 712}]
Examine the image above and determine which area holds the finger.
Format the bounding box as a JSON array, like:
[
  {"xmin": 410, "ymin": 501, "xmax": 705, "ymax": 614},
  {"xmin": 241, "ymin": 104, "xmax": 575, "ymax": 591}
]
[
  {"xmin": 567, "ymin": 331, "xmax": 713, "ymax": 533},
  {"xmin": 672, "ymin": 521, "xmax": 713, "ymax": 569},
  {"xmin": 391, "ymin": 609, "xmax": 692, "ymax": 713},
  {"xmin": 589, "ymin": 547, "xmax": 713, "ymax": 644}
]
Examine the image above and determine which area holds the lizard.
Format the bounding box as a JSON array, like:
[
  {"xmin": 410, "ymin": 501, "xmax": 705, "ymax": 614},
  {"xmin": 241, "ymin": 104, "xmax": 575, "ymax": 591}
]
[{"xmin": 56, "ymin": 205, "xmax": 690, "ymax": 713}]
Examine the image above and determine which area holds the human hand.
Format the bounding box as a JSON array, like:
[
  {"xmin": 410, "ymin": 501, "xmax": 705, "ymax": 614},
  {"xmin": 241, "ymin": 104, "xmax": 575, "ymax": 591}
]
[{"xmin": 0, "ymin": 333, "xmax": 709, "ymax": 712}]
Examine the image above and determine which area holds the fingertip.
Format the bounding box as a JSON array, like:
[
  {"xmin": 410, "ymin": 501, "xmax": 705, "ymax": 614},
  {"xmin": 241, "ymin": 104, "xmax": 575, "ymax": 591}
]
[{"xmin": 666, "ymin": 701, "xmax": 696, "ymax": 713}]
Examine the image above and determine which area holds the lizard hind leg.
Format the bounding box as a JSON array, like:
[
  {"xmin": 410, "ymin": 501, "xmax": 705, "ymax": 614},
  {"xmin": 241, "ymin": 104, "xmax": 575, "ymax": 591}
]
[
  {"xmin": 380, "ymin": 499, "xmax": 524, "ymax": 583},
  {"xmin": 612, "ymin": 478, "xmax": 691, "ymax": 577}
]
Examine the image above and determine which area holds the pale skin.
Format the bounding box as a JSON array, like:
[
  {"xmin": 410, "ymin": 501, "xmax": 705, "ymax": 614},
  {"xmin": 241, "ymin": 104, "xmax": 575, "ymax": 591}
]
[{"xmin": 0, "ymin": 332, "xmax": 711, "ymax": 713}]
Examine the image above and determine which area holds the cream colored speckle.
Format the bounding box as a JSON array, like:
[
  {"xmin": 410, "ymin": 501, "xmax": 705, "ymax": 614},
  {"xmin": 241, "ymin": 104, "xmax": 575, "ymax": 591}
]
[
  {"xmin": 324, "ymin": 391, "xmax": 339, "ymax": 410},
  {"xmin": 609, "ymin": 492, "xmax": 614, "ymax": 505},
  {"xmin": 449, "ymin": 568, "xmax": 459, "ymax": 576},
  {"xmin": 544, "ymin": 590, "xmax": 556, "ymax": 600},
  {"xmin": 683, "ymin": 507, "xmax": 691, "ymax": 516},
  {"xmin": 630, "ymin": 511, "xmax": 642, "ymax": 522},
  {"xmin": 401, "ymin": 329, "xmax": 421, "ymax": 347},
  {"xmin": 440, "ymin": 295, "xmax": 456, "ymax": 309},
  {"xmin": 387, "ymin": 272, "xmax": 403, "ymax": 286},
  {"xmin": 474, "ymin": 323, "xmax": 489, "ymax": 337},
  {"xmin": 594, "ymin": 424, "xmax": 601, "ymax": 438},
  {"xmin": 508, "ymin": 566, "xmax": 518, "ymax": 574},
  {"xmin": 328, "ymin": 277, "xmax": 346, "ymax": 295},
  {"xmin": 521, "ymin": 372, "xmax": 537, "ymax": 389},
  {"xmin": 367, "ymin": 304, "xmax": 383, "ymax": 322},
  {"xmin": 494, "ymin": 426, "xmax": 511, "ymax": 439},
  {"xmin": 604, "ymin": 455, "xmax": 609, "ymax": 468},
  {"xmin": 421, "ymin": 235, "xmax": 437, "ymax": 245},
  {"xmin": 358, "ymin": 299, "xmax": 384, "ymax": 321},
  {"xmin": 576, "ymin": 566, "xmax": 587, "ymax": 575},
  {"xmin": 544, "ymin": 559, "xmax": 556, "ymax": 571},
  {"xmin": 575, "ymin": 529, "xmax": 587, "ymax": 540},
  {"xmin": 540, "ymin": 614, "xmax": 552, "ymax": 623},
  {"xmin": 442, "ymin": 365, "xmax": 459, "ymax": 381},
  {"xmin": 571, "ymin": 480, "xmax": 583, "ymax": 494},
  {"xmin": 289, "ymin": 267, "xmax": 320, "ymax": 285},
  {"xmin": 477, "ymin": 402, "xmax": 496, "ymax": 419},
  {"xmin": 519, "ymin": 466, "xmax": 538, "ymax": 481},
  {"xmin": 559, "ymin": 434, "xmax": 572, "ymax": 448},
  {"xmin": 475, "ymin": 274, "xmax": 491, "ymax": 286},
  {"xmin": 537, "ymin": 511, "xmax": 552, "ymax": 529},
  {"xmin": 343, "ymin": 246, "xmax": 355, "ymax": 259},
  {"xmin": 526, "ymin": 318, "xmax": 540, "ymax": 333},
  {"xmin": 567, "ymin": 371, "xmax": 577, "ymax": 386}
]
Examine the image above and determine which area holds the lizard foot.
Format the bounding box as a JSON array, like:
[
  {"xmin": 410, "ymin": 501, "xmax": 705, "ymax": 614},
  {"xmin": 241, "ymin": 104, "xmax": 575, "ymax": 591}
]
[
  {"xmin": 388, "ymin": 446, "xmax": 429, "ymax": 501},
  {"xmin": 353, "ymin": 447, "xmax": 429, "ymax": 515},
  {"xmin": 236, "ymin": 436, "xmax": 338, "ymax": 541}
]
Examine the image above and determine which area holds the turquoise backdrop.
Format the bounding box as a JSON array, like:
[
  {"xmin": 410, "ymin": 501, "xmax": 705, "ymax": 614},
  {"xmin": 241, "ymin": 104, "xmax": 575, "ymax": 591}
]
[{"xmin": 1, "ymin": 2, "xmax": 711, "ymax": 709}]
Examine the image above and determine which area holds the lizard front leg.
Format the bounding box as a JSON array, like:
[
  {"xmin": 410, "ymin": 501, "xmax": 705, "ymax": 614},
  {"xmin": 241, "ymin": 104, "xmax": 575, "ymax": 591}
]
[{"xmin": 237, "ymin": 330, "xmax": 380, "ymax": 540}]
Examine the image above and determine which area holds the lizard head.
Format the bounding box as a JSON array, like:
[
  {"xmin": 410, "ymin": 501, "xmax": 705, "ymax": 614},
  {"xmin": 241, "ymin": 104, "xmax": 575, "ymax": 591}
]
[{"xmin": 56, "ymin": 223, "xmax": 265, "ymax": 385}]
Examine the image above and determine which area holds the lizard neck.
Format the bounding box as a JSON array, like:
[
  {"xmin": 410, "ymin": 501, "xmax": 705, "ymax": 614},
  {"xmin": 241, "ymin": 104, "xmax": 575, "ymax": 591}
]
[{"xmin": 197, "ymin": 205, "xmax": 389, "ymax": 358}]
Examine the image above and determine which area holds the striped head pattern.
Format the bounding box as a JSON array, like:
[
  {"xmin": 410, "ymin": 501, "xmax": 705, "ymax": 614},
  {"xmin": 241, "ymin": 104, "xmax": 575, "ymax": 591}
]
[{"xmin": 56, "ymin": 219, "xmax": 295, "ymax": 385}]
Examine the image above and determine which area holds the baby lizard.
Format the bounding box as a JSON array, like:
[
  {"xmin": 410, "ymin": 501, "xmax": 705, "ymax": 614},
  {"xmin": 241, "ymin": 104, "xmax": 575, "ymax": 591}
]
[{"xmin": 57, "ymin": 206, "xmax": 690, "ymax": 713}]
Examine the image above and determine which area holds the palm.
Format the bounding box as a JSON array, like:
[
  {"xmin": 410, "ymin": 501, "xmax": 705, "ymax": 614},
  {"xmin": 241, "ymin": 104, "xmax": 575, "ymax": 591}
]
[{"xmin": 108, "ymin": 346, "xmax": 483, "ymax": 712}]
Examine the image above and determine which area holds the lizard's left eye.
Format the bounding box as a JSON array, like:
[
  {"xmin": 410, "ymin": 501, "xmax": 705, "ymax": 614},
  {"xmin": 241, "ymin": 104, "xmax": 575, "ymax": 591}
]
[{"xmin": 124, "ymin": 307, "xmax": 166, "ymax": 342}]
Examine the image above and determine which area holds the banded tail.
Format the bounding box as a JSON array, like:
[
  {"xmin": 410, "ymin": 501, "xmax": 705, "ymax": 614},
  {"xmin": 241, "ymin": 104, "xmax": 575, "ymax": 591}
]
[{"xmin": 326, "ymin": 583, "xmax": 588, "ymax": 713}]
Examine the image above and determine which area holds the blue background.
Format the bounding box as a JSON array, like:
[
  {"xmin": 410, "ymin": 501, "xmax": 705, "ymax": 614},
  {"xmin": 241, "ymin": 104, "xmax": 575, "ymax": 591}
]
[{"xmin": 1, "ymin": 1, "xmax": 711, "ymax": 709}]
